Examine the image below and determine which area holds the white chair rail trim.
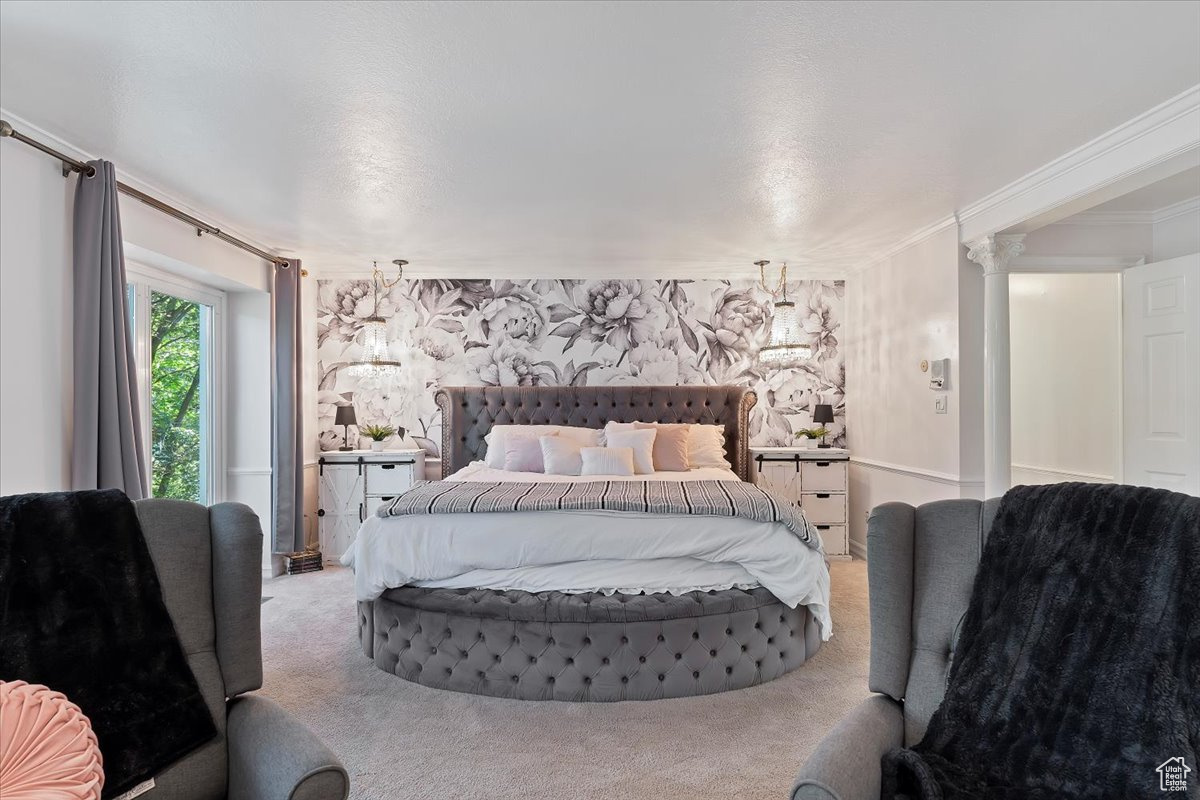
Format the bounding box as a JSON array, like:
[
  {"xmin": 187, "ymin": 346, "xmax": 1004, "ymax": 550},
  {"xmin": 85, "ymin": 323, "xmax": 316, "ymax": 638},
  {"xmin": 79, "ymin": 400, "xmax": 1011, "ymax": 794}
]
[
  {"xmin": 849, "ymin": 456, "xmax": 985, "ymax": 489},
  {"xmin": 1010, "ymin": 463, "xmax": 1116, "ymax": 484}
]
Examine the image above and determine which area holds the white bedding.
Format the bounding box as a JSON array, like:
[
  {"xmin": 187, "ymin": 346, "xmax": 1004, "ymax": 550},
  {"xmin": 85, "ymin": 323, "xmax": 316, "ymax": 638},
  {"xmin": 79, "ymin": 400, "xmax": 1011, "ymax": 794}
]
[{"xmin": 344, "ymin": 461, "xmax": 832, "ymax": 638}]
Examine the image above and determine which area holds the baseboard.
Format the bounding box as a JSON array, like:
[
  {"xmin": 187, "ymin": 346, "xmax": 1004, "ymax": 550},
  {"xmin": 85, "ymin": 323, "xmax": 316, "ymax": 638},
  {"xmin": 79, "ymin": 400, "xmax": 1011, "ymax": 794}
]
[{"xmin": 849, "ymin": 539, "xmax": 868, "ymax": 561}]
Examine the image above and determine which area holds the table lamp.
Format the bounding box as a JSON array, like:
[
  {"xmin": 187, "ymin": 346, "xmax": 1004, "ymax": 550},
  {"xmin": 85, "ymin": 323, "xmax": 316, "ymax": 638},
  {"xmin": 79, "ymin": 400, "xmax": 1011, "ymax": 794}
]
[
  {"xmin": 813, "ymin": 404, "xmax": 835, "ymax": 448},
  {"xmin": 335, "ymin": 405, "xmax": 358, "ymax": 451}
]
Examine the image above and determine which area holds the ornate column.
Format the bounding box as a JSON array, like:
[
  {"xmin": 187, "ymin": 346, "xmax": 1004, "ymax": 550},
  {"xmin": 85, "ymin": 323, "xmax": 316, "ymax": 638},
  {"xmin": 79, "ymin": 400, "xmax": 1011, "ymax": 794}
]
[{"xmin": 966, "ymin": 233, "xmax": 1025, "ymax": 498}]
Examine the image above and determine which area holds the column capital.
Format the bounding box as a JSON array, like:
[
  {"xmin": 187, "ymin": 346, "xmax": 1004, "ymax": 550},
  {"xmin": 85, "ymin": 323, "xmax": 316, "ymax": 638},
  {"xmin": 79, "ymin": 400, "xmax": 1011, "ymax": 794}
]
[{"xmin": 967, "ymin": 233, "xmax": 1026, "ymax": 276}]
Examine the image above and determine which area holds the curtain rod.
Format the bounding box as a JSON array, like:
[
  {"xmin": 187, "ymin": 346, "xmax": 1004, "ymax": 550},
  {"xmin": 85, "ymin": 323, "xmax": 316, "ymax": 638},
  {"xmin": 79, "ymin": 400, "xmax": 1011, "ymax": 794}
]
[{"xmin": 0, "ymin": 119, "xmax": 294, "ymax": 270}]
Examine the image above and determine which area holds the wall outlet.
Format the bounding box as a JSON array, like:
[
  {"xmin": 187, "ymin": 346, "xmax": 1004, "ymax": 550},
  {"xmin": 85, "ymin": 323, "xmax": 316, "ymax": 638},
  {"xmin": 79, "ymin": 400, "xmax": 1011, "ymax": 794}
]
[{"xmin": 934, "ymin": 396, "xmax": 948, "ymax": 414}]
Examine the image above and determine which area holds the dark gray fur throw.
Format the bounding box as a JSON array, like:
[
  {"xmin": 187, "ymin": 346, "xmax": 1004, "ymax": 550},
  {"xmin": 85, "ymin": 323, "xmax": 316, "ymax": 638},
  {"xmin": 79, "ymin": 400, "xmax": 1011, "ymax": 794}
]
[
  {"xmin": 0, "ymin": 490, "xmax": 216, "ymax": 799},
  {"xmin": 881, "ymin": 482, "xmax": 1199, "ymax": 800}
]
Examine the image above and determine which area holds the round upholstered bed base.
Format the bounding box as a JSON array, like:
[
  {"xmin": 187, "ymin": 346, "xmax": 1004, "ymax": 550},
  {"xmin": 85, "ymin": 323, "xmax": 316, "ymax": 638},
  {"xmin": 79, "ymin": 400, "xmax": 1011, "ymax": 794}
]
[{"xmin": 357, "ymin": 587, "xmax": 822, "ymax": 701}]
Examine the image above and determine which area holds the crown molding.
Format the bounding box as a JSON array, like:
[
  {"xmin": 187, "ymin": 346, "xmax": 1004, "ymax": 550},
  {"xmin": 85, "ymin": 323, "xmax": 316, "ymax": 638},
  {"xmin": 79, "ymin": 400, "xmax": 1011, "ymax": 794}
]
[
  {"xmin": 1009, "ymin": 254, "xmax": 1145, "ymax": 273},
  {"xmin": 306, "ymin": 261, "xmax": 852, "ymax": 281},
  {"xmin": 845, "ymin": 214, "xmax": 958, "ymax": 274},
  {"xmin": 1152, "ymin": 194, "xmax": 1200, "ymax": 223},
  {"xmin": 0, "ymin": 106, "xmax": 282, "ymax": 260},
  {"xmin": 958, "ymin": 85, "xmax": 1200, "ymax": 243},
  {"xmin": 1051, "ymin": 209, "xmax": 1155, "ymax": 227},
  {"xmin": 854, "ymin": 87, "xmax": 1199, "ymax": 271},
  {"xmin": 1050, "ymin": 194, "xmax": 1200, "ymax": 227}
]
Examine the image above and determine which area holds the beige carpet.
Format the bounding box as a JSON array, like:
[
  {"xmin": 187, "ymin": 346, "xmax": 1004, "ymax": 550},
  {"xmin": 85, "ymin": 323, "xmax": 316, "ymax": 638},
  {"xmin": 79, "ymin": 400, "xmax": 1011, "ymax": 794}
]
[{"xmin": 260, "ymin": 561, "xmax": 870, "ymax": 800}]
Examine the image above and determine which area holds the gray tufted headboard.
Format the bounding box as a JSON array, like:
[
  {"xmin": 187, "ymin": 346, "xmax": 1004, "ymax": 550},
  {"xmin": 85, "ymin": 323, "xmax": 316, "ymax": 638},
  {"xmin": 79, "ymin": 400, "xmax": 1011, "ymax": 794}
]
[{"xmin": 434, "ymin": 385, "xmax": 758, "ymax": 482}]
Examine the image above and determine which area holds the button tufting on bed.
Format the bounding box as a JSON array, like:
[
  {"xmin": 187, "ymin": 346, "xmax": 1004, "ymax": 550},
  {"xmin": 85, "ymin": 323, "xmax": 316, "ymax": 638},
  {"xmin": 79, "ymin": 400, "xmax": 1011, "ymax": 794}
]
[
  {"xmin": 434, "ymin": 385, "xmax": 758, "ymax": 481},
  {"xmin": 359, "ymin": 586, "xmax": 819, "ymax": 701}
]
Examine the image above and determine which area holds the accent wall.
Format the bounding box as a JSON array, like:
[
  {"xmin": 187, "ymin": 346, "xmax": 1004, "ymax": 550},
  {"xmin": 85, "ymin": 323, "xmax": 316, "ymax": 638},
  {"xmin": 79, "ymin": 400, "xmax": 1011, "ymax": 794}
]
[{"xmin": 314, "ymin": 278, "xmax": 846, "ymax": 457}]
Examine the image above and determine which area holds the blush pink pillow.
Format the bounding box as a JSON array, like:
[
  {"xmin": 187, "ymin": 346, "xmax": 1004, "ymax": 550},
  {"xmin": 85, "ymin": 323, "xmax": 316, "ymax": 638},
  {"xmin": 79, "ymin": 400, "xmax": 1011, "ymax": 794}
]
[
  {"xmin": 634, "ymin": 422, "xmax": 692, "ymax": 472},
  {"xmin": 504, "ymin": 431, "xmax": 557, "ymax": 472},
  {"xmin": 0, "ymin": 680, "xmax": 104, "ymax": 800}
]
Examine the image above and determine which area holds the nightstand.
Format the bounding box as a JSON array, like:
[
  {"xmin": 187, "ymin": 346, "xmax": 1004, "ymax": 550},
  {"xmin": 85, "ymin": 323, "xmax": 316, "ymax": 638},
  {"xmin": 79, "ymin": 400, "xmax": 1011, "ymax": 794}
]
[
  {"xmin": 316, "ymin": 449, "xmax": 426, "ymax": 564},
  {"xmin": 750, "ymin": 446, "xmax": 850, "ymax": 558}
]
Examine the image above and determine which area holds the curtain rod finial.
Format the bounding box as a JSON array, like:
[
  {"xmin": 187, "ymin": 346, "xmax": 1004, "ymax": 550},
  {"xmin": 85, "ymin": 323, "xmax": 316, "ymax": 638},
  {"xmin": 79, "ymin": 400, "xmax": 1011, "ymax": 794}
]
[{"xmin": 0, "ymin": 120, "xmax": 13, "ymax": 137}]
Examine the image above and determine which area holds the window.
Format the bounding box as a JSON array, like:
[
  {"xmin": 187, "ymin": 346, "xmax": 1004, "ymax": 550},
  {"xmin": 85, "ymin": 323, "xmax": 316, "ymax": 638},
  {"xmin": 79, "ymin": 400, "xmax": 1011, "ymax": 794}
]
[{"xmin": 127, "ymin": 265, "xmax": 225, "ymax": 504}]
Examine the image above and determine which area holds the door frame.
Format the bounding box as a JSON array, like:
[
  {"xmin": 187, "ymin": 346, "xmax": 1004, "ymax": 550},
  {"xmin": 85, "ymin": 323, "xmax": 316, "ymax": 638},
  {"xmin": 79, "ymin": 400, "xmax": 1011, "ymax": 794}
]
[
  {"xmin": 1006, "ymin": 260, "xmax": 1131, "ymax": 485},
  {"xmin": 127, "ymin": 261, "xmax": 228, "ymax": 504}
]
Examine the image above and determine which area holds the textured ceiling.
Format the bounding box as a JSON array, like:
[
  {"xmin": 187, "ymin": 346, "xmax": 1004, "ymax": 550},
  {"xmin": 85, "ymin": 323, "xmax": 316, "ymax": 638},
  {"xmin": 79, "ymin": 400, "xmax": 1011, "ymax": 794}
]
[{"xmin": 2, "ymin": 1, "xmax": 1198, "ymax": 277}]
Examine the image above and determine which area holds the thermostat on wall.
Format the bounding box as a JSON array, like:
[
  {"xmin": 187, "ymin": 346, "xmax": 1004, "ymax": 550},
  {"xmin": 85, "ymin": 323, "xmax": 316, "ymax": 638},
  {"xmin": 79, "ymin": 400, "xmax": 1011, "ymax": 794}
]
[{"xmin": 929, "ymin": 358, "xmax": 949, "ymax": 389}]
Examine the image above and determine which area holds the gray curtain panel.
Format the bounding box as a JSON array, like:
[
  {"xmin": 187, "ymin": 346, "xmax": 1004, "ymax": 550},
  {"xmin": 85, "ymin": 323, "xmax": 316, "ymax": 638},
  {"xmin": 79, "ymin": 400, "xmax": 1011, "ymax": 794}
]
[
  {"xmin": 71, "ymin": 160, "xmax": 149, "ymax": 499},
  {"xmin": 271, "ymin": 260, "xmax": 305, "ymax": 553}
]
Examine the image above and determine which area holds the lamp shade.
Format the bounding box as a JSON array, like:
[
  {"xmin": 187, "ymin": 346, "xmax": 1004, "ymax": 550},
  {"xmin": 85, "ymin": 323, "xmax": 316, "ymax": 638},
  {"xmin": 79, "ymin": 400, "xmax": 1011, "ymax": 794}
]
[
  {"xmin": 334, "ymin": 405, "xmax": 357, "ymax": 427},
  {"xmin": 812, "ymin": 404, "xmax": 835, "ymax": 425}
]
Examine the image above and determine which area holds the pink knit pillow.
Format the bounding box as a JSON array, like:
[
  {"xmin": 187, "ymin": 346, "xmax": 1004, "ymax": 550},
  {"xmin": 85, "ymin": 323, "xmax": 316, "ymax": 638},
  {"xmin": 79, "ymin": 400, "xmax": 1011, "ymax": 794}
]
[
  {"xmin": 634, "ymin": 422, "xmax": 692, "ymax": 472},
  {"xmin": 0, "ymin": 680, "xmax": 104, "ymax": 800}
]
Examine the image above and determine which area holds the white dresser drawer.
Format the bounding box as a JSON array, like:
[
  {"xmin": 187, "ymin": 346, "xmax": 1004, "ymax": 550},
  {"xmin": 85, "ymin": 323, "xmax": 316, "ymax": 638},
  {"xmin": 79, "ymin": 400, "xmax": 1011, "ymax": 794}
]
[
  {"xmin": 800, "ymin": 492, "xmax": 847, "ymax": 524},
  {"xmin": 800, "ymin": 460, "xmax": 847, "ymax": 492},
  {"xmin": 365, "ymin": 462, "xmax": 416, "ymax": 495},
  {"xmin": 365, "ymin": 494, "xmax": 402, "ymax": 517},
  {"xmin": 813, "ymin": 524, "xmax": 847, "ymax": 556}
]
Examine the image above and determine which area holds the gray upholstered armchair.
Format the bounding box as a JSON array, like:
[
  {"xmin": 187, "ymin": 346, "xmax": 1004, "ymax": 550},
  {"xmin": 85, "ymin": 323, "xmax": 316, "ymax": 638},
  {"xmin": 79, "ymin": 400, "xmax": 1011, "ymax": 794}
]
[
  {"xmin": 134, "ymin": 499, "xmax": 348, "ymax": 800},
  {"xmin": 791, "ymin": 498, "xmax": 999, "ymax": 800}
]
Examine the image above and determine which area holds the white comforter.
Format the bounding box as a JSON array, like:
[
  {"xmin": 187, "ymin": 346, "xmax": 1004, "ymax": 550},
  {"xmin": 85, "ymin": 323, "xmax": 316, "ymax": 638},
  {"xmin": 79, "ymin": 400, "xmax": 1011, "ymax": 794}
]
[{"xmin": 344, "ymin": 462, "xmax": 832, "ymax": 638}]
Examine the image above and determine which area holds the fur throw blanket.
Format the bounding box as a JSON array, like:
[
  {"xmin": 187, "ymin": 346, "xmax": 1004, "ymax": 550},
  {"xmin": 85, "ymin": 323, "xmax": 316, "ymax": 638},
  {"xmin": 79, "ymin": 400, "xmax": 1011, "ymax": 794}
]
[
  {"xmin": 881, "ymin": 482, "xmax": 1200, "ymax": 800},
  {"xmin": 0, "ymin": 490, "xmax": 216, "ymax": 799}
]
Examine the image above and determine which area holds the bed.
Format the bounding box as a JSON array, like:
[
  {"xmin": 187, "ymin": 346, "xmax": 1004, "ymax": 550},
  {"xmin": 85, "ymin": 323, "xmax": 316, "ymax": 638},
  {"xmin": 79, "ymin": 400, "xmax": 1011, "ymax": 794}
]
[{"xmin": 348, "ymin": 385, "xmax": 831, "ymax": 701}]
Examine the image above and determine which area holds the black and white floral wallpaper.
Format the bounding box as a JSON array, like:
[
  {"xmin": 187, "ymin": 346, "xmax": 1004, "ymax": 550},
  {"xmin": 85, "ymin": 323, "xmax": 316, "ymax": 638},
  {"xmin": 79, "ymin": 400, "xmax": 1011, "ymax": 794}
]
[{"xmin": 315, "ymin": 279, "xmax": 846, "ymax": 455}]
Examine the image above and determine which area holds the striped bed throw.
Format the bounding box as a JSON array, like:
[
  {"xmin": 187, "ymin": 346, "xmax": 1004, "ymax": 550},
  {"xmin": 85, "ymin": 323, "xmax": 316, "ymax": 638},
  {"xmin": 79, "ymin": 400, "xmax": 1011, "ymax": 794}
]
[{"xmin": 378, "ymin": 480, "xmax": 821, "ymax": 550}]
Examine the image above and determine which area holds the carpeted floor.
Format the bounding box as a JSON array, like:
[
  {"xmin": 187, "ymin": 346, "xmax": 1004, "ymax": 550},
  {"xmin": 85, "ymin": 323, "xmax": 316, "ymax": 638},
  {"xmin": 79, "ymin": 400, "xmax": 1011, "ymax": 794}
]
[{"xmin": 260, "ymin": 560, "xmax": 870, "ymax": 800}]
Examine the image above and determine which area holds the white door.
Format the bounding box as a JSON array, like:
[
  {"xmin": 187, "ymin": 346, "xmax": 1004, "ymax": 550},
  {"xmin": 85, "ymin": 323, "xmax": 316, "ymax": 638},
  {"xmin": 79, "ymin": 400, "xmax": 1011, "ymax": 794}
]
[
  {"xmin": 1122, "ymin": 254, "xmax": 1200, "ymax": 495},
  {"xmin": 318, "ymin": 464, "xmax": 365, "ymax": 563}
]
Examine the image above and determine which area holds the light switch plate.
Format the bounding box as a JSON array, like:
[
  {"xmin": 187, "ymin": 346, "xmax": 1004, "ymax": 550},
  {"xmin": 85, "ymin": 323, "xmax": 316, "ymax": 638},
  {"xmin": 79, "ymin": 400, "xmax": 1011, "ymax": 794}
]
[{"xmin": 934, "ymin": 396, "xmax": 947, "ymax": 414}]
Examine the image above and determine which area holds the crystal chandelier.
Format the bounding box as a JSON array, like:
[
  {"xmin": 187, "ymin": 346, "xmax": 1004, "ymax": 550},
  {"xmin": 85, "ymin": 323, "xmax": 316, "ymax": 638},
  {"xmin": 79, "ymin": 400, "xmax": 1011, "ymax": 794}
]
[
  {"xmin": 346, "ymin": 260, "xmax": 406, "ymax": 379},
  {"xmin": 756, "ymin": 260, "xmax": 813, "ymax": 366}
]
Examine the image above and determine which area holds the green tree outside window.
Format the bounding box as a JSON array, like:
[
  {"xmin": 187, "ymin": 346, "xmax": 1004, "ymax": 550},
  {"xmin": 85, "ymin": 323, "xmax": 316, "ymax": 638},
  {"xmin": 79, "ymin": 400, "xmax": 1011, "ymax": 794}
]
[{"xmin": 150, "ymin": 291, "xmax": 203, "ymax": 501}]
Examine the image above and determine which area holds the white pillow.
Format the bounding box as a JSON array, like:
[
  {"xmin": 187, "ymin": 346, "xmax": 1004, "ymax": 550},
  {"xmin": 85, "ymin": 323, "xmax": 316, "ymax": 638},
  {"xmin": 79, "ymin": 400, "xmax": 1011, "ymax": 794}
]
[
  {"xmin": 605, "ymin": 428, "xmax": 657, "ymax": 474},
  {"xmin": 504, "ymin": 432, "xmax": 556, "ymax": 473},
  {"xmin": 688, "ymin": 424, "xmax": 731, "ymax": 469},
  {"xmin": 580, "ymin": 446, "xmax": 635, "ymax": 476},
  {"xmin": 540, "ymin": 435, "xmax": 583, "ymax": 476},
  {"xmin": 601, "ymin": 420, "xmax": 640, "ymax": 446},
  {"xmin": 484, "ymin": 425, "xmax": 602, "ymax": 468}
]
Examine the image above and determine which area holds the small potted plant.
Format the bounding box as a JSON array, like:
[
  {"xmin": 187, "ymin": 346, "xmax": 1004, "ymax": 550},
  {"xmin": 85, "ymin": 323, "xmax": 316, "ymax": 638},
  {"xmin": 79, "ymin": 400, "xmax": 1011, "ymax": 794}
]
[
  {"xmin": 360, "ymin": 424, "xmax": 397, "ymax": 452},
  {"xmin": 794, "ymin": 427, "xmax": 828, "ymax": 450}
]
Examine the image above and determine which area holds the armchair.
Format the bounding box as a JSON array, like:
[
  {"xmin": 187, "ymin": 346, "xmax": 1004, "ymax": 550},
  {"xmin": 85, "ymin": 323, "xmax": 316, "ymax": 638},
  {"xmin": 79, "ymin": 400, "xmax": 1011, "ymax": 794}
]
[
  {"xmin": 791, "ymin": 498, "xmax": 998, "ymax": 800},
  {"xmin": 134, "ymin": 499, "xmax": 348, "ymax": 800}
]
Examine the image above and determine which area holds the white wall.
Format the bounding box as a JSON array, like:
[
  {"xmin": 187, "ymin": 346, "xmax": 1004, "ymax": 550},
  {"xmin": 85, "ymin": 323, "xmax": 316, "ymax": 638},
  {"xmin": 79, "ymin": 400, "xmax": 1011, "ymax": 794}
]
[
  {"xmin": 845, "ymin": 225, "xmax": 983, "ymax": 556},
  {"xmin": 1153, "ymin": 206, "xmax": 1200, "ymax": 261},
  {"xmin": 0, "ymin": 121, "xmax": 275, "ymax": 535},
  {"xmin": 1009, "ymin": 273, "xmax": 1121, "ymax": 485},
  {"xmin": 226, "ymin": 291, "xmax": 273, "ymax": 566},
  {"xmin": 0, "ymin": 142, "xmax": 73, "ymax": 493}
]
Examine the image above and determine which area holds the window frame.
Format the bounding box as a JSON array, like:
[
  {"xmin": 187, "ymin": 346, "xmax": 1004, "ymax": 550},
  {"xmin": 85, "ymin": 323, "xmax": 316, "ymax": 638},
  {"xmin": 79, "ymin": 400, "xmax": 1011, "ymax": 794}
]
[{"xmin": 126, "ymin": 261, "xmax": 227, "ymax": 505}]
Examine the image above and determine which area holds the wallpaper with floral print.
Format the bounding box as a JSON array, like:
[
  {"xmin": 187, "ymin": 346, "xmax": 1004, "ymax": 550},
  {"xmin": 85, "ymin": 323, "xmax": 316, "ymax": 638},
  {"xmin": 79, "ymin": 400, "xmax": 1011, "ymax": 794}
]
[{"xmin": 315, "ymin": 279, "xmax": 846, "ymax": 455}]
